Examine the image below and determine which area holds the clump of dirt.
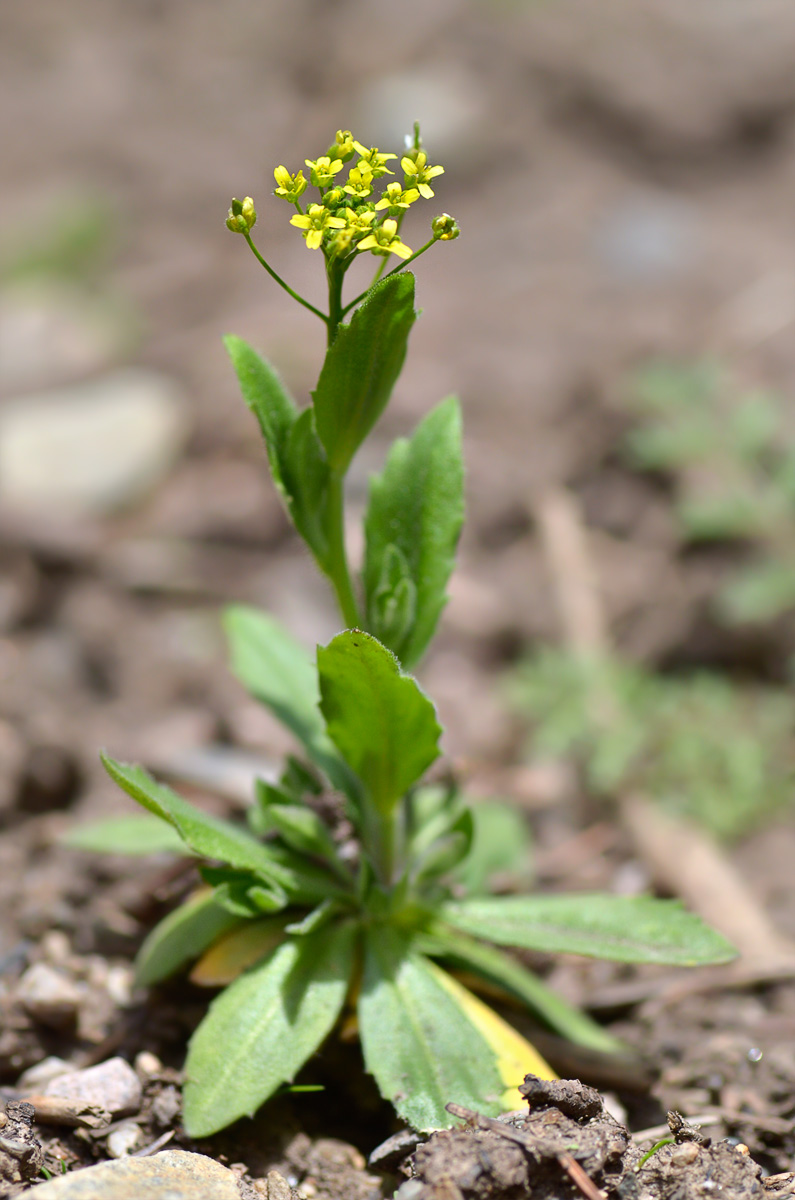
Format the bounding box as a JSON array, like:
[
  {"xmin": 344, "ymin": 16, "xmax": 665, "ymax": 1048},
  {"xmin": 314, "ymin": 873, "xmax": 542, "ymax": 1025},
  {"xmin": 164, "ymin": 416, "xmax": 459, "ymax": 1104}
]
[{"xmin": 396, "ymin": 1075, "xmax": 777, "ymax": 1200}]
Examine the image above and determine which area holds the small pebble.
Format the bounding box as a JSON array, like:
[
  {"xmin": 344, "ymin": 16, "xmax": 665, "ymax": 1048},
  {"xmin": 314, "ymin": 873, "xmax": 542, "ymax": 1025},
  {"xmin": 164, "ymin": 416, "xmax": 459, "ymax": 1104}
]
[
  {"xmin": 17, "ymin": 1056, "xmax": 72, "ymax": 1091},
  {"xmin": 107, "ymin": 1122, "xmax": 141, "ymax": 1159},
  {"xmin": 265, "ymin": 1171, "xmax": 293, "ymax": 1200},
  {"xmin": 671, "ymin": 1143, "xmax": 700, "ymax": 1166},
  {"xmin": 151, "ymin": 1086, "xmax": 180, "ymax": 1127},
  {"xmin": 134, "ymin": 1051, "xmax": 162, "ymax": 1078},
  {"xmin": 17, "ymin": 963, "xmax": 82, "ymax": 1029},
  {"xmin": 44, "ymin": 1057, "xmax": 142, "ymax": 1117}
]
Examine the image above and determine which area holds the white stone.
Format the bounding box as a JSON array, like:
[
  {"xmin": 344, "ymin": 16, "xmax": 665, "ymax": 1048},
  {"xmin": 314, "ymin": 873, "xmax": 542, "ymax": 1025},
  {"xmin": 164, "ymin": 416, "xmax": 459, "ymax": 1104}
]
[
  {"xmin": 0, "ymin": 368, "xmax": 187, "ymax": 515},
  {"xmin": 44, "ymin": 1056, "xmax": 142, "ymax": 1117},
  {"xmin": 17, "ymin": 962, "xmax": 81, "ymax": 1028},
  {"xmin": 106, "ymin": 1122, "xmax": 141, "ymax": 1158}
]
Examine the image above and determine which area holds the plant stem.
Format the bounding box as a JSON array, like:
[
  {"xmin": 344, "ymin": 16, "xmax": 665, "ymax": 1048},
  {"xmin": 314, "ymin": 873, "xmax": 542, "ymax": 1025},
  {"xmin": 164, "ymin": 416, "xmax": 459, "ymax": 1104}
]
[
  {"xmin": 326, "ymin": 470, "xmax": 360, "ymax": 628},
  {"xmin": 341, "ymin": 238, "xmax": 436, "ymax": 317},
  {"xmin": 244, "ymin": 234, "xmax": 328, "ymax": 325},
  {"xmin": 326, "ymin": 259, "xmax": 345, "ymax": 346}
]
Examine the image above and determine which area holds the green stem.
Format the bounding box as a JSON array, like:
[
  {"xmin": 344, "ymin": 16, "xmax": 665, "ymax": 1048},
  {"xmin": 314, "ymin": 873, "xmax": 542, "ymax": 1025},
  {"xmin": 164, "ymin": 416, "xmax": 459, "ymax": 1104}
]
[
  {"xmin": 326, "ymin": 470, "xmax": 360, "ymax": 628},
  {"xmin": 244, "ymin": 234, "xmax": 328, "ymax": 325},
  {"xmin": 368, "ymin": 210, "xmax": 406, "ymax": 289},
  {"xmin": 341, "ymin": 238, "xmax": 436, "ymax": 317},
  {"xmin": 326, "ymin": 259, "xmax": 345, "ymax": 346}
]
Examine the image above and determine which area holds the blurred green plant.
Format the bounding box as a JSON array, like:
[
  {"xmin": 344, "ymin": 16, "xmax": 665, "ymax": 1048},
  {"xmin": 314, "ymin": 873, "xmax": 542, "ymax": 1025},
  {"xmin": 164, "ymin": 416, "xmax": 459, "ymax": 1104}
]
[
  {"xmin": 69, "ymin": 130, "xmax": 735, "ymax": 1139},
  {"xmin": 624, "ymin": 359, "xmax": 795, "ymax": 624},
  {"xmin": 1, "ymin": 195, "xmax": 117, "ymax": 285},
  {"xmin": 512, "ymin": 648, "xmax": 795, "ymax": 839}
]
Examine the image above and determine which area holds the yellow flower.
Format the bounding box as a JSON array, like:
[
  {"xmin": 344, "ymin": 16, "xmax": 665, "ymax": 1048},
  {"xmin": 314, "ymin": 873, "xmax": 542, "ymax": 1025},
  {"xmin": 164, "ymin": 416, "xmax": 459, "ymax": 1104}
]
[
  {"xmin": 401, "ymin": 151, "xmax": 444, "ymax": 199},
  {"xmin": 343, "ymin": 164, "xmax": 375, "ymax": 199},
  {"xmin": 273, "ymin": 167, "xmax": 307, "ymax": 204},
  {"xmin": 327, "ymin": 130, "xmax": 356, "ymax": 162},
  {"xmin": 357, "ymin": 218, "xmax": 413, "ymax": 259},
  {"xmin": 290, "ymin": 203, "xmax": 346, "ymax": 250},
  {"xmin": 225, "ymin": 196, "xmax": 257, "ymax": 234},
  {"xmin": 374, "ymin": 182, "xmax": 420, "ymax": 212},
  {"xmin": 431, "ymin": 213, "xmax": 460, "ymax": 241},
  {"xmin": 352, "ymin": 142, "xmax": 398, "ymax": 178},
  {"xmin": 342, "ymin": 207, "xmax": 377, "ymax": 235},
  {"xmin": 305, "ymin": 156, "xmax": 345, "ymax": 188}
]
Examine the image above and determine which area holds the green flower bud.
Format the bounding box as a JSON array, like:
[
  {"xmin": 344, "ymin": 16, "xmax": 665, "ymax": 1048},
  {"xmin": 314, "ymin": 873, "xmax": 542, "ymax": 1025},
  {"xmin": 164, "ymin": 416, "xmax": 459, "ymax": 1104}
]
[
  {"xmin": 431, "ymin": 213, "xmax": 459, "ymax": 241},
  {"xmin": 226, "ymin": 196, "xmax": 257, "ymax": 234}
]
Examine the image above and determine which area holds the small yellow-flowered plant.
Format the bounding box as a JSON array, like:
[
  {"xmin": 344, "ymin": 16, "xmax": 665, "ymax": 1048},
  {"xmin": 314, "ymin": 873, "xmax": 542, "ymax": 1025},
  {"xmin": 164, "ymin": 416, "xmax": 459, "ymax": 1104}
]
[{"xmin": 226, "ymin": 123, "xmax": 459, "ymax": 344}]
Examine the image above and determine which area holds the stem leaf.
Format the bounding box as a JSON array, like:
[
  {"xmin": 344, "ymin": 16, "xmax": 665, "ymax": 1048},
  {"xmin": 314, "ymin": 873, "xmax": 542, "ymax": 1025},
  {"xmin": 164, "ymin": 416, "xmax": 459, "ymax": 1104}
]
[
  {"xmin": 440, "ymin": 894, "xmax": 738, "ymax": 966},
  {"xmin": 183, "ymin": 920, "xmax": 357, "ymax": 1136},
  {"xmin": 364, "ymin": 396, "xmax": 464, "ymax": 668},
  {"xmin": 317, "ymin": 630, "xmax": 441, "ymax": 817},
  {"xmin": 224, "ymin": 336, "xmax": 297, "ymax": 502},
  {"xmin": 312, "ymin": 273, "xmax": 417, "ymax": 473}
]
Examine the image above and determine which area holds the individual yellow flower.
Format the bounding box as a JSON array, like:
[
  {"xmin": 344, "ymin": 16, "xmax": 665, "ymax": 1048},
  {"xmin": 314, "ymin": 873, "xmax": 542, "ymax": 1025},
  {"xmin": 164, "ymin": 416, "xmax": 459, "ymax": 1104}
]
[
  {"xmin": 226, "ymin": 196, "xmax": 257, "ymax": 234},
  {"xmin": 327, "ymin": 130, "xmax": 356, "ymax": 162},
  {"xmin": 357, "ymin": 218, "xmax": 413, "ymax": 259},
  {"xmin": 352, "ymin": 142, "xmax": 398, "ymax": 178},
  {"xmin": 431, "ymin": 213, "xmax": 460, "ymax": 241},
  {"xmin": 273, "ymin": 167, "xmax": 307, "ymax": 204},
  {"xmin": 328, "ymin": 227, "xmax": 357, "ymax": 261},
  {"xmin": 323, "ymin": 186, "xmax": 347, "ymax": 208},
  {"xmin": 374, "ymin": 182, "xmax": 420, "ymax": 212},
  {"xmin": 305, "ymin": 156, "xmax": 345, "ymax": 188},
  {"xmin": 343, "ymin": 164, "xmax": 374, "ymax": 199},
  {"xmin": 401, "ymin": 151, "xmax": 444, "ymax": 199},
  {"xmin": 290, "ymin": 203, "xmax": 346, "ymax": 249},
  {"xmin": 341, "ymin": 207, "xmax": 377, "ymax": 235}
]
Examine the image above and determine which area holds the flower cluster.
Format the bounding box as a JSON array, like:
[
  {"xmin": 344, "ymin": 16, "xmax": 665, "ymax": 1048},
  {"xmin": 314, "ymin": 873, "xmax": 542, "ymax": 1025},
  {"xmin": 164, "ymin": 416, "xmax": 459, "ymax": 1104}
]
[{"xmin": 247, "ymin": 129, "xmax": 455, "ymax": 262}]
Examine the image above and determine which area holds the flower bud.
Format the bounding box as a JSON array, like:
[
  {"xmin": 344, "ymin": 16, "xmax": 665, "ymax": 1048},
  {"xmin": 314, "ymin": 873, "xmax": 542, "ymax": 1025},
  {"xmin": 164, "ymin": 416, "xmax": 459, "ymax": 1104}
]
[
  {"xmin": 226, "ymin": 196, "xmax": 257, "ymax": 234},
  {"xmin": 431, "ymin": 213, "xmax": 459, "ymax": 241}
]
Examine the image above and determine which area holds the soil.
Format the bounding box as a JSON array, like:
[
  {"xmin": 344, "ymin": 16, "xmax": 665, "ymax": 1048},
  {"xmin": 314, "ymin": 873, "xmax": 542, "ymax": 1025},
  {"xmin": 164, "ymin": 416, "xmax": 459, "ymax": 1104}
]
[{"xmin": 3, "ymin": 1, "xmax": 795, "ymax": 1196}]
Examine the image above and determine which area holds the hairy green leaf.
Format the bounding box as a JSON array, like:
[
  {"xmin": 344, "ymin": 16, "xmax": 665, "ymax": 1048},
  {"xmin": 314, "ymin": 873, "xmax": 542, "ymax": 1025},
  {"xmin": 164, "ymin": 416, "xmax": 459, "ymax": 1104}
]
[
  {"xmin": 224, "ymin": 336, "xmax": 297, "ymax": 500},
  {"xmin": 441, "ymin": 894, "xmax": 737, "ymax": 966},
  {"xmin": 312, "ymin": 273, "xmax": 417, "ymax": 473},
  {"xmin": 183, "ymin": 920, "xmax": 357, "ymax": 1136},
  {"xmin": 364, "ymin": 396, "xmax": 464, "ymax": 667},
  {"xmin": 63, "ymin": 814, "xmax": 187, "ymax": 856},
  {"xmin": 101, "ymin": 754, "xmax": 282, "ymax": 880},
  {"xmin": 418, "ymin": 927, "xmax": 623, "ymax": 1054},
  {"xmin": 317, "ymin": 630, "xmax": 441, "ymax": 817},
  {"xmin": 136, "ymin": 890, "xmax": 243, "ymax": 988},
  {"xmin": 358, "ymin": 927, "xmax": 505, "ymax": 1130}
]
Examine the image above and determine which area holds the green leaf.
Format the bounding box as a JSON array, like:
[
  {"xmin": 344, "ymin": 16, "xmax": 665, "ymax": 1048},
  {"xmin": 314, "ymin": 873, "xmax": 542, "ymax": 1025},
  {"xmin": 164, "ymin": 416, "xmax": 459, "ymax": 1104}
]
[
  {"xmin": 254, "ymin": 781, "xmax": 346, "ymax": 873},
  {"xmin": 357, "ymin": 927, "xmax": 505, "ymax": 1131},
  {"xmin": 364, "ymin": 396, "xmax": 464, "ymax": 667},
  {"xmin": 183, "ymin": 920, "xmax": 357, "ymax": 1136},
  {"xmin": 136, "ymin": 890, "xmax": 243, "ymax": 987},
  {"xmin": 317, "ymin": 630, "xmax": 441, "ymax": 817},
  {"xmin": 418, "ymin": 927, "xmax": 623, "ymax": 1054},
  {"xmin": 440, "ymin": 894, "xmax": 737, "ymax": 966},
  {"xmin": 312, "ymin": 273, "xmax": 417, "ymax": 473},
  {"xmin": 224, "ymin": 336, "xmax": 297, "ymax": 501},
  {"xmin": 63, "ymin": 814, "xmax": 187, "ymax": 856},
  {"xmin": 280, "ymin": 408, "xmax": 332, "ymax": 568},
  {"xmin": 719, "ymin": 561, "xmax": 795, "ymax": 624},
  {"xmin": 101, "ymin": 754, "xmax": 284, "ymax": 881},
  {"xmin": 200, "ymin": 867, "xmax": 289, "ymax": 916},
  {"xmin": 223, "ymin": 606, "xmax": 352, "ymax": 795}
]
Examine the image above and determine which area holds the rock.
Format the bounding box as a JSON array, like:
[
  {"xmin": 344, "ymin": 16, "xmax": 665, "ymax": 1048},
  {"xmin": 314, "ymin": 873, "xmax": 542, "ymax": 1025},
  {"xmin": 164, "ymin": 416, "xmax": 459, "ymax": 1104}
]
[
  {"xmin": 26, "ymin": 1149, "xmax": 241, "ymax": 1199},
  {"xmin": 44, "ymin": 1057, "xmax": 142, "ymax": 1117},
  {"xmin": 0, "ymin": 368, "xmax": 187, "ymax": 515},
  {"xmin": 106, "ymin": 1122, "xmax": 141, "ymax": 1158},
  {"xmin": 16, "ymin": 1056, "xmax": 73, "ymax": 1091},
  {"xmin": 17, "ymin": 963, "xmax": 81, "ymax": 1029}
]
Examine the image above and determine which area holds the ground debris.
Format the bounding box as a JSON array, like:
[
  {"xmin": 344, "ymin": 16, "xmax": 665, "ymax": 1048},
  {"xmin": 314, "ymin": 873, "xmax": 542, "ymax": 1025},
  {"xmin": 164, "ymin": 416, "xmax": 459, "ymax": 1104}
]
[
  {"xmin": 0, "ymin": 1099, "xmax": 44, "ymax": 1187},
  {"xmin": 396, "ymin": 1081, "xmax": 776, "ymax": 1200}
]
